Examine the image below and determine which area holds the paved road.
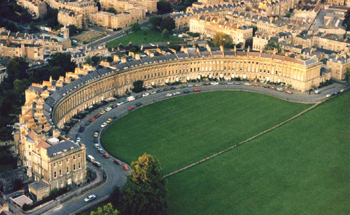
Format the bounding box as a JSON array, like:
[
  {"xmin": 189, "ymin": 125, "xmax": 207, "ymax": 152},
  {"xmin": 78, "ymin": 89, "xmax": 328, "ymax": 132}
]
[{"xmin": 17, "ymin": 81, "xmax": 348, "ymax": 215}]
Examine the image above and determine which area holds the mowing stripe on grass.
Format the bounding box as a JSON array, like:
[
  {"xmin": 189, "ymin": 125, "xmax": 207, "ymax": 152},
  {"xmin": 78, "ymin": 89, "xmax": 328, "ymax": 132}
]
[{"xmin": 164, "ymin": 101, "xmax": 322, "ymax": 178}]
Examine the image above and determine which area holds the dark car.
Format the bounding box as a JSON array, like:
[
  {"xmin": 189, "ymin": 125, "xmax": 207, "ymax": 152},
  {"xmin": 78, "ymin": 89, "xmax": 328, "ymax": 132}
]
[
  {"xmin": 170, "ymin": 87, "xmax": 176, "ymax": 90},
  {"xmin": 135, "ymin": 95, "xmax": 142, "ymax": 99},
  {"xmin": 164, "ymin": 88, "xmax": 169, "ymax": 91},
  {"xmin": 156, "ymin": 89, "xmax": 163, "ymax": 93},
  {"xmin": 183, "ymin": 90, "xmax": 191, "ymax": 94},
  {"xmin": 112, "ymin": 104, "xmax": 118, "ymax": 108},
  {"xmin": 85, "ymin": 121, "xmax": 90, "ymax": 126},
  {"xmin": 79, "ymin": 126, "xmax": 85, "ymax": 133},
  {"xmin": 135, "ymin": 102, "xmax": 142, "ymax": 107},
  {"xmin": 93, "ymin": 137, "xmax": 98, "ymax": 143}
]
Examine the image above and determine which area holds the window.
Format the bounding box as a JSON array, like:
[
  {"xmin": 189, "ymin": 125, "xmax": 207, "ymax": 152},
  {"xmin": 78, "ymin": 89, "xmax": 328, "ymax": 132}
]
[
  {"xmin": 73, "ymin": 155, "xmax": 76, "ymax": 160},
  {"xmin": 54, "ymin": 163, "xmax": 56, "ymax": 167},
  {"xmin": 67, "ymin": 167, "xmax": 69, "ymax": 173},
  {"xmin": 59, "ymin": 169, "xmax": 62, "ymax": 176},
  {"xmin": 54, "ymin": 171, "xmax": 57, "ymax": 178},
  {"xmin": 73, "ymin": 164, "xmax": 76, "ymax": 171},
  {"xmin": 79, "ymin": 163, "xmax": 81, "ymax": 169}
]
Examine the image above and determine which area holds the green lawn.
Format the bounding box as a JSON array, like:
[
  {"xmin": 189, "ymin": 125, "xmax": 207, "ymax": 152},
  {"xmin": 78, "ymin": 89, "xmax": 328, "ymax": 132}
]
[
  {"xmin": 106, "ymin": 29, "xmax": 184, "ymax": 47},
  {"xmin": 101, "ymin": 91, "xmax": 310, "ymax": 174},
  {"xmin": 167, "ymin": 91, "xmax": 350, "ymax": 215}
]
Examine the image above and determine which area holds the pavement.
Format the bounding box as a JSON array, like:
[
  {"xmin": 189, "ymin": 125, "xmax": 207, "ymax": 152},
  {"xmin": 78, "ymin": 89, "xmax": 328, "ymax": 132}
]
[{"xmin": 8, "ymin": 81, "xmax": 348, "ymax": 215}]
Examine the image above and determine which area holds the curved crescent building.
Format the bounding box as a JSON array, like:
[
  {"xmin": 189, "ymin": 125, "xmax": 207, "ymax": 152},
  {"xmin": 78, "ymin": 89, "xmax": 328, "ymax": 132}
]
[{"xmin": 16, "ymin": 46, "xmax": 329, "ymax": 198}]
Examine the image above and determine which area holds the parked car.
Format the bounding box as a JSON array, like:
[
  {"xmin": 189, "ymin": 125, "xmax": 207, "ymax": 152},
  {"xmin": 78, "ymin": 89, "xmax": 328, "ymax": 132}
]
[
  {"xmin": 128, "ymin": 106, "xmax": 135, "ymax": 111},
  {"xmin": 98, "ymin": 148, "xmax": 104, "ymax": 154},
  {"xmin": 244, "ymin": 82, "xmax": 252, "ymax": 86},
  {"xmin": 203, "ymin": 82, "xmax": 210, "ymax": 86},
  {"xmin": 94, "ymin": 144, "xmax": 100, "ymax": 149},
  {"xmin": 127, "ymin": 96, "xmax": 135, "ymax": 102},
  {"xmin": 85, "ymin": 121, "xmax": 90, "ymax": 126},
  {"xmin": 94, "ymin": 132, "xmax": 99, "ymax": 138},
  {"xmin": 89, "ymin": 117, "xmax": 95, "ymax": 122},
  {"xmin": 114, "ymin": 159, "xmax": 121, "ymax": 165},
  {"xmin": 326, "ymin": 94, "xmax": 331, "ymax": 98},
  {"xmin": 170, "ymin": 87, "xmax": 176, "ymax": 90},
  {"xmin": 285, "ymin": 90, "xmax": 293, "ymax": 94},
  {"xmin": 93, "ymin": 161, "xmax": 101, "ymax": 168},
  {"xmin": 193, "ymin": 88, "xmax": 201, "ymax": 92},
  {"xmin": 112, "ymin": 104, "xmax": 118, "ymax": 108},
  {"xmin": 79, "ymin": 126, "xmax": 85, "ymax": 133},
  {"xmin": 101, "ymin": 122, "xmax": 107, "ymax": 128},
  {"xmin": 253, "ymin": 83, "xmax": 259, "ymax": 87},
  {"xmin": 142, "ymin": 92, "xmax": 150, "ymax": 97},
  {"xmin": 164, "ymin": 88, "xmax": 169, "ymax": 91},
  {"xmin": 100, "ymin": 110, "xmax": 106, "ymax": 115},
  {"xmin": 117, "ymin": 101, "xmax": 126, "ymax": 106},
  {"xmin": 150, "ymin": 91, "xmax": 156, "ymax": 95},
  {"xmin": 103, "ymin": 153, "xmax": 109, "ymax": 158},
  {"xmin": 123, "ymin": 164, "xmax": 129, "ymax": 171},
  {"xmin": 166, "ymin": 93, "xmax": 172, "ymax": 97},
  {"xmin": 156, "ymin": 89, "xmax": 163, "ymax": 93},
  {"xmin": 173, "ymin": 92, "xmax": 181, "ymax": 96},
  {"xmin": 84, "ymin": 195, "xmax": 96, "ymax": 202},
  {"xmin": 105, "ymin": 107, "xmax": 112, "ymax": 112},
  {"xmin": 106, "ymin": 118, "xmax": 113, "ymax": 124},
  {"xmin": 211, "ymin": 82, "xmax": 219, "ymax": 85},
  {"xmin": 94, "ymin": 113, "xmax": 101, "ymax": 119},
  {"xmin": 135, "ymin": 102, "xmax": 142, "ymax": 107},
  {"xmin": 276, "ymin": 87, "xmax": 284, "ymax": 92},
  {"xmin": 269, "ymin": 86, "xmax": 276, "ymax": 90},
  {"xmin": 93, "ymin": 137, "xmax": 98, "ymax": 143},
  {"xmin": 183, "ymin": 90, "xmax": 190, "ymax": 94},
  {"xmin": 226, "ymin": 82, "xmax": 234, "ymax": 85}
]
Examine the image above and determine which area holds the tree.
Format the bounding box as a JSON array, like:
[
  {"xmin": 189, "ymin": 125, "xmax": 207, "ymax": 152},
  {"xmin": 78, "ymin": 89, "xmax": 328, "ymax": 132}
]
[
  {"xmin": 157, "ymin": 0, "xmax": 173, "ymax": 15},
  {"xmin": 108, "ymin": 8, "xmax": 117, "ymax": 14},
  {"xmin": 149, "ymin": 16, "xmax": 163, "ymax": 31},
  {"xmin": 47, "ymin": 19, "xmax": 58, "ymax": 29},
  {"xmin": 132, "ymin": 80, "xmax": 145, "ymax": 93},
  {"xmin": 161, "ymin": 29, "xmax": 169, "ymax": 38},
  {"xmin": 121, "ymin": 153, "xmax": 168, "ymax": 215},
  {"xmin": 6, "ymin": 57, "xmax": 29, "ymax": 83},
  {"xmin": 160, "ymin": 16, "xmax": 175, "ymax": 32},
  {"xmin": 212, "ymin": 32, "xmax": 233, "ymax": 48},
  {"xmin": 90, "ymin": 203, "xmax": 119, "ymax": 215},
  {"xmin": 48, "ymin": 53, "xmax": 76, "ymax": 74},
  {"xmin": 69, "ymin": 25, "xmax": 78, "ymax": 36},
  {"xmin": 131, "ymin": 23, "xmax": 141, "ymax": 32},
  {"xmin": 13, "ymin": 79, "xmax": 31, "ymax": 98}
]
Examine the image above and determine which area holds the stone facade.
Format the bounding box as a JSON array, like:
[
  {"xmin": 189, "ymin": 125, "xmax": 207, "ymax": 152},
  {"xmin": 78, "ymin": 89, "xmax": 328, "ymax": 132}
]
[
  {"xmin": 99, "ymin": 0, "xmax": 158, "ymax": 13},
  {"xmin": 190, "ymin": 15, "xmax": 253, "ymax": 45},
  {"xmin": 89, "ymin": 9, "xmax": 146, "ymax": 28},
  {"xmin": 17, "ymin": 0, "xmax": 47, "ymax": 19},
  {"xmin": 58, "ymin": 9, "xmax": 84, "ymax": 29}
]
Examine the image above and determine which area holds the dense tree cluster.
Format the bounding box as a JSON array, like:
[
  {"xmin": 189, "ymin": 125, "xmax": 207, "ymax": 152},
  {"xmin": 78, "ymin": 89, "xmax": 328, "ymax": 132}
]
[
  {"xmin": 149, "ymin": 16, "xmax": 175, "ymax": 32},
  {"xmin": 120, "ymin": 153, "xmax": 168, "ymax": 215},
  {"xmin": 157, "ymin": 0, "xmax": 173, "ymax": 15},
  {"xmin": 212, "ymin": 32, "xmax": 233, "ymax": 48}
]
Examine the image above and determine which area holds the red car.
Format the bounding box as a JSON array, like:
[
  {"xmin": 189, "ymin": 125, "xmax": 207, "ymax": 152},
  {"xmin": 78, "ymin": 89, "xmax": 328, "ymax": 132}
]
[
  {"xmin": 128, "ymin": 106, "xmax": 135, "ymax": 111},
  {"xmin": 123, "ymin": 164, "xmax": 129, "ymax": 171},
  {"xmin": 103, "ymin": 153, "xmax": 109, "ymax": 158},
  {"xmin": 94, "ymin": 113, "xmax": 101, "ymax": 119},
  {"xmin": 193, "ymin": 88, "xmax": 201, "ymax": 92},
  {"xmin": 114, "ymin": 159, "xmax": 121, "ymax": 165},
  {"xmin": 89, "ymin": 117, "xmax": 95, "ymax": 122}
]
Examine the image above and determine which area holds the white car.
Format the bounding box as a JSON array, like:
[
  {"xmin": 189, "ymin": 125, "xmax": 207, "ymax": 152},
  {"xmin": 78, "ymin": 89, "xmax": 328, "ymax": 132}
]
[
  {"xmin": 166, "ymin": 93, "xmax": 172, "ymax": 97},
  {"xmin": 244, "ymin": 82, "xmax": 252, "ymax": 86},
  {"xmin": 105, "ymin": 107, "xmax": 112, "ymax": 112},
  {"xmin": 142, "ymin": 92, "xmax": 150, "ymax": 97},
  {"xmin": 227, "ymin": 82, "xmax": 234, "ymax": 85},
  {"xmin": 84, "ymin": 194, "xmax": 96, "ymax": 202},
  {"xmin": 94, "ymin": 144, "xmax": 100, "ymax": 149},
  {"xmin": 211, "ymin": 82, "xmax": 219, "ymax": 85},
  {"xmin": 150, "ymin": 91, "xmax": 156, "ymax": 95},
  {"xmin": 173, "ymin": 92, "xmax": 180, "ymax": 96},
  {"xmin": 101, "ymin": 122, "xmax": 107, "ymax": 128},
  {"xmin": 117, "ymin": 101, "xmax": 126, "ymax": 106},
  {"xmin": 326, "ymin": 94, "xmax": 331, "ymax": 98}
]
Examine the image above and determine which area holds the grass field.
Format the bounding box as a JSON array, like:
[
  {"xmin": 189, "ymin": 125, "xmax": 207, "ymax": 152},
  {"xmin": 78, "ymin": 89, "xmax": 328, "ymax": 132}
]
[
  {"xmin": 166, "ymin": 91, "xmax": 350, "ymax": 215},
  {"xmin": 106, "ymin": 29, "xmax": 184, "ymax": 47},
  {"xmin": 101, "ymin": 92, "xmax": 310, "ymax": 174}
]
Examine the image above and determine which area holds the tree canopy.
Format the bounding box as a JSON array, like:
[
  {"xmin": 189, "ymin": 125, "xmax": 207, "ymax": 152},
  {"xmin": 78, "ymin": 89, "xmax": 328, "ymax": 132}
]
[
  {"xmin": 6, "ymin": 57, "xmax": 29, "ymax": 83},
  {"xmin": 121, "ymin": 153, "xmax": 168, "ymax": 215},
  {"xmin": 90, "ymin": 203, "xmax": 119, "ymax": 215},
  {"xmin": 132, "ymin": 80, "xmax": 145, "ymax": 93},
  {"xmin": 157, "ymin": 0, "xmax": 173, "ymax": 15},
  {"xmin": 212, "ymin": 32, "xmax": 233, "ymax": 48},
  {"xmin": 132, "ymin": 23, "xmax": 141, "ymax": 32},
  {"xmin": 160, "ymin": 16, "xmax": 175, "ymax": 32}
]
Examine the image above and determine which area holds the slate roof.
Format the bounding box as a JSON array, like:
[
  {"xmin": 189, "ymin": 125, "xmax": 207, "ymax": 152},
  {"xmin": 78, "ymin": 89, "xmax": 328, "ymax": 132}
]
[{"xmin": 46, "ymin": 141, "xmax": 80, "ymax": 157}]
